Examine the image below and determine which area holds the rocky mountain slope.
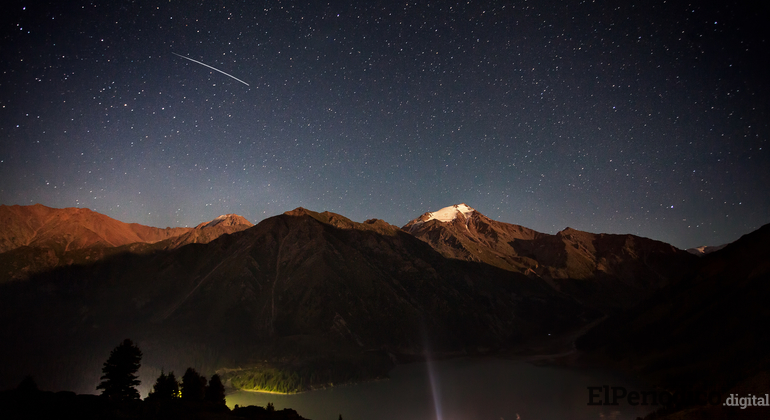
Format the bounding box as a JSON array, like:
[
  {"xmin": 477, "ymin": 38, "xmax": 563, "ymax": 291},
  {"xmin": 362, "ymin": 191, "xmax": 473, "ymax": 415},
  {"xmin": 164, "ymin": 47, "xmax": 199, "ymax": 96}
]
[
  {"xmin": 154, "ymin": 214, "xmax": 253, "ymax": 250},
  {"xmin": 404, "ymin": 204, "xmax": 698, "ymax": 311},
  {"xmin": 0, "ymin": 204, "xmax": 191, "ymax": 253},
  {"xmin": 0, "ymin": 205, "xmax": 252, "ymax": 282}
]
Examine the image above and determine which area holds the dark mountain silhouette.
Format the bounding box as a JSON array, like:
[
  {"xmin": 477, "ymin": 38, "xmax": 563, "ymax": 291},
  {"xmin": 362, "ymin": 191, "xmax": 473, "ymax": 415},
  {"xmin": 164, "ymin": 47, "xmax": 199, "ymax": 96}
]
[
  {"xmin": 576, "ymin": 223, "xmax": 770, "ymax": 419},
  {"xmin": 404, "ymin": 204, "xmax": 698, "ymax": 311}
]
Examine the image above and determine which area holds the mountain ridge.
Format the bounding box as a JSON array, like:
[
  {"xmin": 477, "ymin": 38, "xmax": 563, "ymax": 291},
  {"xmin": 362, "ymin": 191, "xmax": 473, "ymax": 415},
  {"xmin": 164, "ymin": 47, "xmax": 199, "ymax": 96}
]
[
  {"xmin": 403, "ymin": 204, "xmax": 698, "ymax": 311},
  {"xmin": 0, "ymin": 204, "xmax": 192, "ymax": 253},
  {"xmin": 0, "ymin": 204, "xmax": 253, "ymax": 282},
  {"xmin": 575, "ymin": 222, "xmax": 770, "ymax": 419}
]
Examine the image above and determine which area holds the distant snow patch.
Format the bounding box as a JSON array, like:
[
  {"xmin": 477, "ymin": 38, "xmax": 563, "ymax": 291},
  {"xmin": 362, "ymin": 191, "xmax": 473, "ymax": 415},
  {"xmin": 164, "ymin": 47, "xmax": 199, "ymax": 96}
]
[{"xmin": 686, "ymin": 243, "xmax": 727, "ymax": 256}]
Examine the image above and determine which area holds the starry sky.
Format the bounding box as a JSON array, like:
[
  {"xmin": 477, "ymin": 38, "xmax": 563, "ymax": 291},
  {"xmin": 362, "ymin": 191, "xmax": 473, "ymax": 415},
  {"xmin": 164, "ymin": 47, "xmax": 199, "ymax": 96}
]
[{"xmin": 1, "ymin": 1, "xmax": 768, "ymax": 249}]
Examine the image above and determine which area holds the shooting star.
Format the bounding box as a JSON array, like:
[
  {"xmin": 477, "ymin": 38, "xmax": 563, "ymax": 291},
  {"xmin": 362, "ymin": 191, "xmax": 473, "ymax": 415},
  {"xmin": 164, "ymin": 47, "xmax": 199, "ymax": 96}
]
[{"xmin": 172, "ymin": 52, "xmax": 249, "ymax": 86}]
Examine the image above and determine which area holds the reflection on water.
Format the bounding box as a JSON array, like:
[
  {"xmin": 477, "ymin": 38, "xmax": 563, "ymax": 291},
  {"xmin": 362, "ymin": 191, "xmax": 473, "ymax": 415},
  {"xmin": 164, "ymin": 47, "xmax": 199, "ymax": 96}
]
[{"xmin": 226, "ymin": 357, "xmax": 654, "ymax": 420}]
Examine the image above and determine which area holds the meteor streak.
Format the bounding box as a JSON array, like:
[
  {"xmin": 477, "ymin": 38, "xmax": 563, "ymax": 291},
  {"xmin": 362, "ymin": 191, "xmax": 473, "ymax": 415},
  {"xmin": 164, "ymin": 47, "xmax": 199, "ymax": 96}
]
[{"xmin": 172, "ymin": 52, "xmax": 250, "ymax": 86}]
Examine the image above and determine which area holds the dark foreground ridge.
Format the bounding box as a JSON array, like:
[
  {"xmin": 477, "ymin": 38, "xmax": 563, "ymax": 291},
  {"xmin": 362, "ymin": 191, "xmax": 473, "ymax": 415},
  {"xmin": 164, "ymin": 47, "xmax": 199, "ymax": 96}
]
[
  {"xmin": 575, "ymin": 223, "xmax": 770, "ymax": 420},
  {"xmin": 0, "ymin": 386, "xmax": 306, "ymax": 420}
]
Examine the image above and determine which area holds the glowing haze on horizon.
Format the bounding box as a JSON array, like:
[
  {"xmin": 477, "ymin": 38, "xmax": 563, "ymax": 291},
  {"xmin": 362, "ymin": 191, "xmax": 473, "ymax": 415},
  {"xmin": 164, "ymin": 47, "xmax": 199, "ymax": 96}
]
[{"xmin": 1, "ymin": 1, "xmax": 768, "ymax": 249}]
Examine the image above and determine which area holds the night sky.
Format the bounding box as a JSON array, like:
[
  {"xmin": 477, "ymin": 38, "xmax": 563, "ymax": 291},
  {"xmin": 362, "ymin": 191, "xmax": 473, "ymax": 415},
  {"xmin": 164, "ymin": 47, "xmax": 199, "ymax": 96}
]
[{"xmin": 1, "ymin": 1, "xmax": 768, "ymax": 249}]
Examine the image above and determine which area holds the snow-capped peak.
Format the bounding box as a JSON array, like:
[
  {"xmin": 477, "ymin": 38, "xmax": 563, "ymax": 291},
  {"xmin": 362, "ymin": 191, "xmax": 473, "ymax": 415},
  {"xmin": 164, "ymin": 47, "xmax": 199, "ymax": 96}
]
[
  {"xmin": 422, "ymin": 204, "xmax": 476, "ymax": 223},
  {"xmin": 204, "ymin": 214, "xmax": 231, "ymax": 227}
]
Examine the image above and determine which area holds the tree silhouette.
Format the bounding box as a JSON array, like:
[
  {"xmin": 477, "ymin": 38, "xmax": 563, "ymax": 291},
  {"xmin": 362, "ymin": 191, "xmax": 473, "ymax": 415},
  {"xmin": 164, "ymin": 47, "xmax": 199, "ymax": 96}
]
[
  {"xmin": 204, "ymin": 374, "xmax": 226, "ymax": 405},
  {"xmin": 147, "ymin": 370, "xmax": 180, "ymax": 400},
  {"xmin": 96, "ymin": 339, "xmax": 142, "ymax": 401},
  {"xmin": 181, "ymin": 367, "xmax": 207, "ymax": 401}
]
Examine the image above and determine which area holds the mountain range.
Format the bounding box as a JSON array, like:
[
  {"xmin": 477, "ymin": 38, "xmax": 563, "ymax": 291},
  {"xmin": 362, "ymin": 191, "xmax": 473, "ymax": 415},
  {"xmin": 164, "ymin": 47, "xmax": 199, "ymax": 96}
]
[
  {"xmin": 0, "ymin": 204, "xmax": 252, "ymax": 283},
  {"xmin": 0, "ymin": 203, "xmax": 766, "ymax": 419},
  {"xmin": 404, "ymin": 204, "xmax": 696, "ymax": 311}
]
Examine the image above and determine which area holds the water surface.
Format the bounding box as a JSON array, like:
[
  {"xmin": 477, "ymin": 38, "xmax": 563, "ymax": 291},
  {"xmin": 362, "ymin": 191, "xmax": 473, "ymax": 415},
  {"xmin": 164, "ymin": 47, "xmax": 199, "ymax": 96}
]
[{"xmin": 226, "ymin": 357, "xmax": 654, "ymax": 420}]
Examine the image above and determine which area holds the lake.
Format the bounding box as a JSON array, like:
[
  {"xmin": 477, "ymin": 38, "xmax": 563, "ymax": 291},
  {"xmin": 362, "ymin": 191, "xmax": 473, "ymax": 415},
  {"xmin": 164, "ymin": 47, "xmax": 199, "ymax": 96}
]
[{"xmin": 226, "ymin": 357, "xmax": 655, "ymax": 420}]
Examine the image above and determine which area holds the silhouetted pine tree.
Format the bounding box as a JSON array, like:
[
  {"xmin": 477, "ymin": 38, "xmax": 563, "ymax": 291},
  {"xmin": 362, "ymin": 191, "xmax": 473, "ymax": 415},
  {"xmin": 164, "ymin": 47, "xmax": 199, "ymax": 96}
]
[
  {"xmin": 147, "ymin": 370, "xmax": 180, "ymax": 400},
  {"xmin": 96, "ymin": 339, "xmax": 142, "ymax": 402},
  {"xmin": 204, "ymin": 374, "xmax": 226, "ymax": 405},
  {"xmin": 181, "ymin": 368, "xmax": 207, "ymax": 401}
]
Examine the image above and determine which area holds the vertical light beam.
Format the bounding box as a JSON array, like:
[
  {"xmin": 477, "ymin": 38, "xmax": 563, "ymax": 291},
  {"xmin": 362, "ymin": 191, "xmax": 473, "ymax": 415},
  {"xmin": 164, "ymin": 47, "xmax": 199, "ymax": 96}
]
[
  {"xmin": 421, "ymin": 320, "xmax": 443, "ymax": 420},
  {"xmin": 426, "ymin": 356, "xmax": 443, "ymax": 420}
]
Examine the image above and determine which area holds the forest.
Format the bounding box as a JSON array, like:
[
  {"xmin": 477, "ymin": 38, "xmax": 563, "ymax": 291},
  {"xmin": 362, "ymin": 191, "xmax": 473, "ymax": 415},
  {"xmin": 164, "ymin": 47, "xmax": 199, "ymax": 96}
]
[{"xmin": 227, "ymin": 351, "xmax": 394, "ymax": 394}]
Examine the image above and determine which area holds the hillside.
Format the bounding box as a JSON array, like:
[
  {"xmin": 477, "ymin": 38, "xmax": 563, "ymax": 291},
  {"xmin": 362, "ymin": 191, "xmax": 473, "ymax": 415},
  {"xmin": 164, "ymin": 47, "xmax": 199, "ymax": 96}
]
[
  {"xmin": 576, "ymin": 223, "xmax": 770, "ymax": 419},
  {"xmin": 0, "ymin": 206, "xmax": 252, "ymax": 283},
  {"xmin": 0, "ymin": 204, "xmax": 190, "ymax": 253},
  {"xmin": 404, "ymin": 204, "xmax": 697, "ymax": 311}
]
